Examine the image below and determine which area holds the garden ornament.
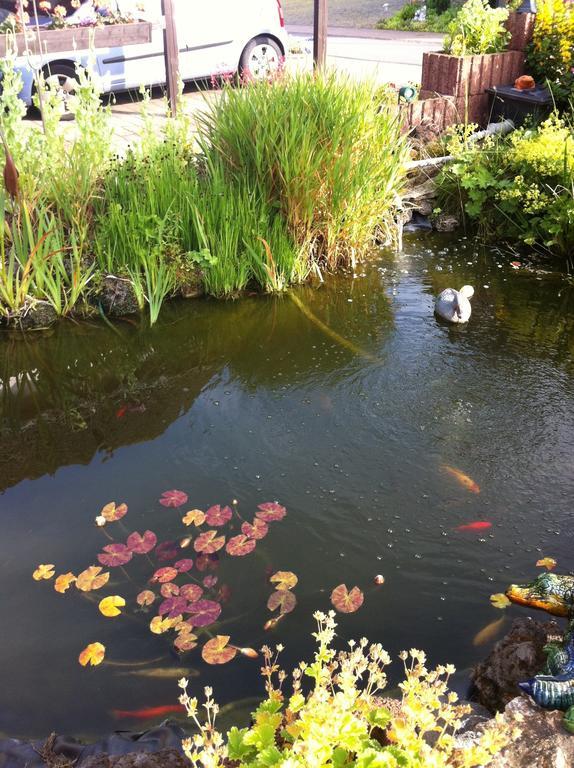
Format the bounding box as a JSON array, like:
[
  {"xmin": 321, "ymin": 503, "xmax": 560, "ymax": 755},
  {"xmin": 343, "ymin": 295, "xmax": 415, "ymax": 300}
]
[
  {"xmin": 506, "ymin": 572, "xmax": 574, "ymax": 732},
  {"xmin": 434, "ymin": 285, "xmax": 474, "ymax": 324}
]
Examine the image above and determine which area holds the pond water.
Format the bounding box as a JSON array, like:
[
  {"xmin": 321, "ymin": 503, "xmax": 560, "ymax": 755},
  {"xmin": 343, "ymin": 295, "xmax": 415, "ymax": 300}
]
[{"xmin": 1, "ymin": 233, "xmax": 574, "ymax": 740}]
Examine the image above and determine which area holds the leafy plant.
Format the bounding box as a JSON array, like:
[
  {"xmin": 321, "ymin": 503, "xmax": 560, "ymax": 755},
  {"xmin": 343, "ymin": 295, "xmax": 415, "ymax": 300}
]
[
  {"xmin": 443, "ymin": 0, "xmax": 510, "ymax": 56},
  {"xmin": 436, "ymin": 114, "xmax": 574, "ymax": 265},
  {"xmin": 526, "ymin": 0, "xmax": 574, "ymax": 108},
  {"xmin": 378, "ymin": 3, "xmax": 459, "ymax": 33},
  {"xmin": 178, "ymin": 611, "xmax": 519, "ymax": 768}
]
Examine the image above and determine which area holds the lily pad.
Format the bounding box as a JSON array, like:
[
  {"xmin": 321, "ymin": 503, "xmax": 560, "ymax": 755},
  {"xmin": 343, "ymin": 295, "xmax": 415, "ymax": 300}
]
[
  {"xmin": 330, "ymin": 584, "xmax": 364, "ymax": 614},
  {"xmin": 127, "ymin": 530, "xmax": 157, "ymax": 555},
  {"xmin": 205, "ymin": 505, "xmax": 233, "ymax": 527},
  {"xmin": 201, "ymin": 635, "xmax": 237, "ymax": 665},
  {"xmin": 159, "ymin": 490, "xmax": 188, "ymax": 508},
  {"xmin": 226, "ymin": 534, "xmax": 256, "ymax": 557},
  {"xmin": 194, "ymin": 530, "xmax": 226, "ymax": 554},
  {"xmin": 267, "ymin": 589, "xmax": 297, "ymax": 614},
  {"xmin": 256, "ymin": 502, "xmax": 286, "ymax": 522}
]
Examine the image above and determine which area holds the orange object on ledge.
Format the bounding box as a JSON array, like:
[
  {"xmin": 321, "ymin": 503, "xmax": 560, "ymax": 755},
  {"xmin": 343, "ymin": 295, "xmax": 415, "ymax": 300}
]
[{"xmin": 514, "ymin": 75, "xmax": 536, "ymax": 90}]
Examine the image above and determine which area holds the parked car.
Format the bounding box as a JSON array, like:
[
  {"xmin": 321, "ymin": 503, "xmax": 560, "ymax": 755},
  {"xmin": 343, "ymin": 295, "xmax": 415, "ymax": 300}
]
[{"xmin": 0, "ymin": 0, "xmax": 287, "ymax": 108}]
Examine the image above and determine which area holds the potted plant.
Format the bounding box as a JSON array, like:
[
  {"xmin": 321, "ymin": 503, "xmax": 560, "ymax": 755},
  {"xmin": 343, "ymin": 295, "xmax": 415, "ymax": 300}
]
[
  {"xmin": 0, "ymin": 1, "xmax": 152, "ymax": 57},
  {"xmin": 420, "ymin": 0, "xmax": 526, "ymax": 124}
]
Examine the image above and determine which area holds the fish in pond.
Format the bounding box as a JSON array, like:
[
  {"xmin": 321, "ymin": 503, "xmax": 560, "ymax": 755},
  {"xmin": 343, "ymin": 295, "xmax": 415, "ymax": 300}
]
[
  {"xmin": 111, "ymin": 704, "xmax": 185, "ymax": 720},
  {"xmin": 118, "ymin": 667, "xmax": 199, "ymax": 679},
  {"xmin": 441, "ymin": 464, "xmax": 480, "ymax": 494},
  {"xmin": 116, "ymin": 405, "xmax": 128, "ymax": 419},
  {"xmin": 455, "ymin": 521, "xmax": 491, "ymax": 532},
  {"xmin": 472, "ymin": 616, "xmax": 505, "ymax": 646}
]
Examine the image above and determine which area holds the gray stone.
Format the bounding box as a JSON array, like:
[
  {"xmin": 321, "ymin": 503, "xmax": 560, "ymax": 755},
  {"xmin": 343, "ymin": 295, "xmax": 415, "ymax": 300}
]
[
  {"xmin": 433, "ymin": 213, "xmax": 460, "ymax": 233},
  {"xmin": 11, "ymin": 300, "xmax": 58, "ymax": 330},
  {"xmin": 471, "ymin": 617, "xmax": 561, "ymax": 713},
  {"xmin": 98, "ymin": 275, "xmax": 139, "ymax": 317},
  {"xmin": 490, "ymin": 696, "xmax": 574, "ymax": 768}
]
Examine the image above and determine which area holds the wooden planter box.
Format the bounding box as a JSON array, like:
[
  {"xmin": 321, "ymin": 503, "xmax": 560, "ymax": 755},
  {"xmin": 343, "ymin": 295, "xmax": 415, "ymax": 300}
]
[
  {"xmin": 505, "ymin": 11, "xmax": 535, "ymax": 52},
  {"xmin": 0, "ymin": 21, "xmax": 152, "ymax": 57},
  {"xmin": 421, "ymin": 50, "xmax": 525, "ymax": 98},
  {"xmin": 420, "ymin": 50, "xmax": 525, "ymax": 126}
]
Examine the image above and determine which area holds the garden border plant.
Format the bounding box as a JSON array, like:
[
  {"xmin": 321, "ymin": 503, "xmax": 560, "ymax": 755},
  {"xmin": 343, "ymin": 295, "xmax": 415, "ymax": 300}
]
[{"xmin": 0, "ymin": 57, "xmax": 409, "ymax": 328}]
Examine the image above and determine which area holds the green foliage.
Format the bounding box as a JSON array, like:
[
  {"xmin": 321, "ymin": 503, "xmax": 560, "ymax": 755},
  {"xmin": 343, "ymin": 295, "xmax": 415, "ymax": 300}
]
[
  {"xmin": 178, "ymin": 612, "xmax": 518, "ymax": 768},
  {"xmin": 0, "ymin": 56, "xmax": 408, "ymax": 327},
  {"xmin": 198, "ymin": 72, "xmax": 408, "ymax": 272},
  {"xmin": 443, "ymin": 0, "xmax": 510, "ymax": 56},
  {"xmin": 525, "ymin": 0, "xmax": 574, "ymax": 109},
  {"xmin": 377, "ymin": 4, "xmax": 458, "ymax": 33},
  {"xmin": 437, "ymin": 114, "xmax": 574, "ymax": 262}
]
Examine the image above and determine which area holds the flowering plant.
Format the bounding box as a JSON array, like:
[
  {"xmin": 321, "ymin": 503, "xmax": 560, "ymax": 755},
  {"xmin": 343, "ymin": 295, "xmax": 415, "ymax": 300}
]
[
  {"xmin": 0, "ymin": 0, "xmax": 138, "ymax": 32},
  {"xmin": 526, "ymin": 0, "xmax": 574, "ymax": 107},
  {"xmin": 178, "ymin": 611, "xmax": 518, "ymax": 768}
]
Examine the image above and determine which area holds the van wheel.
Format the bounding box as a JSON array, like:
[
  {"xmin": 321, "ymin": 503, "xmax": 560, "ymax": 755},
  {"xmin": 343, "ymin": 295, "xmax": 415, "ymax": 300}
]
[
  {"xmin": 239, "ymin": 36, "xmax": 282, "ymax": 81},
  {"xmin": 36, "ymin": 63, "xmax": 79, "ymax": 121}
]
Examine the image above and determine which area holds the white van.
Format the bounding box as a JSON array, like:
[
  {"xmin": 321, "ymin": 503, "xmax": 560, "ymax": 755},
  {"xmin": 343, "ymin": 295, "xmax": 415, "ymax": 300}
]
[{"xmin": 3, "ymin": 0, "xmax": 288, "ymax": 107}]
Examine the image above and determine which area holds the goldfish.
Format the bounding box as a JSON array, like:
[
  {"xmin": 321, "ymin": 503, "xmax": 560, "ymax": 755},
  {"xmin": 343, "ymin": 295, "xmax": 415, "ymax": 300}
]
[
  {"xmin": 472, "ymin": 616, "xmax": 505, "ymax": 646},
  {"xmin": 264, "ymin": 614, "xmax": 286, "ymax": 631},
  {"xmin": 441, "ymin": 464, "xmax": 480, "ymax": 494},
  {"xmin": 238, "ymin": 647, "xmax": 259, "ymax": 659},
  {"xmin": 111, "ymin": 704, "xmax": 185, "ymax": 720},
  {"xmin": 116, "ymin": 405, "xmax": 127, "ymax": 419},
  {"xmin": 455, "ymin": 521, "xmax": 491, "ymax": 532}
]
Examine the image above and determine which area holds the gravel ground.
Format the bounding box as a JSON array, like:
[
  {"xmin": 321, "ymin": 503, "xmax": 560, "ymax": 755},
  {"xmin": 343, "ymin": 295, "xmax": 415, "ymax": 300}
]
[{"xmin": 283, "ymin": 0, "xmax": 404, "ymax": 27}]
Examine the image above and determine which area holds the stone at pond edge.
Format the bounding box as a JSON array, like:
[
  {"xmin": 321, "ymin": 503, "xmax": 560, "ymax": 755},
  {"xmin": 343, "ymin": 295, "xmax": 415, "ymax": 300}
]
[
  {"xmin": 82, "ymin": 749, "xmax": 187, "ymax": 768},
  {"xmin": 433, "ymin": 212, "xmax": 460, "ymax": 233},
  {"xmin": 489, "ymin": 696, "xmax": 574, "ymax": 768},
  {"xmin": 5, "ymin": 300, "xmax": 58, "ymax": 330},
  {"xmin": 471, "ymin": 617, "xmax": 561, "ymax": 713},
  {"xmin": 98, "ymin": 276, "xmax": 139, "ymax": 317}
]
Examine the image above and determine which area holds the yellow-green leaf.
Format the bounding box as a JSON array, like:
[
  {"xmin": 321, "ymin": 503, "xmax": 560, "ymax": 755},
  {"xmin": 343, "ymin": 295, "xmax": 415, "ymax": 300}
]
[
  {"xmin": 99, "ymin": 595, "xmax": 126, "ymax": 618},
  {"xmin": 490, "ymin": 593, "xmax": 511, "ymax": 610}
]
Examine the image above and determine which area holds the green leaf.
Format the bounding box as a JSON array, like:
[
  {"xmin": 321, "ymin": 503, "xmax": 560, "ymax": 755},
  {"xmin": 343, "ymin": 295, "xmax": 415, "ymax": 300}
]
[
  {"xmin": 355, "ymin": 747, "xmax": 398, "ymax": 768},
  {"xmin": 332, "ymin": 747, "xmax": 352, "ymax": 768},
  {"xmin": 256, "ymin": 698, "xmax": 284, "ymax": 715},
  {"xmin": 227, "ymin": 726, "xmax": 254, "ymax": 761},
  {"xmin": 243, "ymin": 722, "xmax": 276, "ymax": 751},
  {"xmin": 367, "ymin": 707, "xmax": 392, "ymax": 730},
  {"xmin": 257, "ymin": 746, "xmax": 283, "ymax": 767}
]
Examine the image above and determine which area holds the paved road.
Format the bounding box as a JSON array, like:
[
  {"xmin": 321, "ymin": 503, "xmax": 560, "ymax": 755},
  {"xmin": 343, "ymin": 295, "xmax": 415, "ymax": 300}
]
[{"xmin": 288, "ymin": 27, "xmax": 443, "ymax": 85}]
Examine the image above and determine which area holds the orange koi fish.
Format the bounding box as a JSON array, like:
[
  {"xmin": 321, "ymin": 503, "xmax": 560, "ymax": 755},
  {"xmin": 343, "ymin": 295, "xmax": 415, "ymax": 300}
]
[
  {"xmin": 441, "ymin": 464, "xmax": 480, "ymax": 494},
  {"xmin": 455, "ymin": 521, "xmax": 491, "ymax": 532},
  {"xmin": 111, "ymin": 704, "xmax": 185, "ymax": 720},
  {"xmin": 472, "ymin": 616, "xmax": 505, "ymax": 646}
]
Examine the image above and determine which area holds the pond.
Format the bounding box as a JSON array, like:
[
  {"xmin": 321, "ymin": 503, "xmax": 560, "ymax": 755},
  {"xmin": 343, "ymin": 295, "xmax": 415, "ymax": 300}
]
[{"xmin": 1, "ymin": 233, "xmax": 574, "ymax": 740}]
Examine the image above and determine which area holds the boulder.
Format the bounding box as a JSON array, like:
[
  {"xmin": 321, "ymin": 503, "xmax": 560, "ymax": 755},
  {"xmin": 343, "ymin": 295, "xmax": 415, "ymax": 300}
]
[
  {"xmin": 433, "ymin": 213, "xmax": 460, "ymax": 232},
  {"xmin": 98, "ymin": 275, "xmax": 139, "ymax": 317},
  {"xmin": 8, "ymin": 301, "xmax": 58, "ymax": 330},
  {"xmin": 82, "ymin": 749, "xmax": 187, "ymax": 768},
  {"xmin": 471, "ymin": 617, "xmax": 561, "ymax": 713},
  {"xmin": 490, "ymin": 696, "xmax": 574, "ymax": 768}
]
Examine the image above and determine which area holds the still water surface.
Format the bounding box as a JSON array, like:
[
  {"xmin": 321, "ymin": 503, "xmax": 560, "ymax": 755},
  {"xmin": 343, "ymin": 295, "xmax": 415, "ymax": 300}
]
[{"xmin": 1, "ymin": 234, "xmax": 574, "ymax": 739}]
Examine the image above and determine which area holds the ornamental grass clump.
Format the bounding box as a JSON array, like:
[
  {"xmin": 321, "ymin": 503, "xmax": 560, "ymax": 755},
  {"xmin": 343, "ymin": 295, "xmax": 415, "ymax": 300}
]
[
  {"xmin": 178, "ymin": 611, "xmax": 518, "ymax": 768},
  {"xmin": 197, "ymin": 72, "xmax": 408, "ymax": 273}
]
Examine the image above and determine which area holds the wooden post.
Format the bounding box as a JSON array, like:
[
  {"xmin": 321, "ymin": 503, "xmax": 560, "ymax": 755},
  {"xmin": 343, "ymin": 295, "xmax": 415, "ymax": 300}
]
[
  {"xmin": 161, "ymin": 0, "xmax": 179, "ymax": 116},
  {"xmin": 313, "ymin": 0, "xmax": 328, "ymax": 70}
]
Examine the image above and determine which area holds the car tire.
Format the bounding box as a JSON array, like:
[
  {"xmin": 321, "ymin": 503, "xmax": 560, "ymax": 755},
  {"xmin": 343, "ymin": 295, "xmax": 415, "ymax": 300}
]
[
  {"xmin": 239, "ymin": 36, "xmax": 283, "ymax": 81},
  {"xmin": 35, "ymin": 62, "xmax": 79, "ymax": 121}
]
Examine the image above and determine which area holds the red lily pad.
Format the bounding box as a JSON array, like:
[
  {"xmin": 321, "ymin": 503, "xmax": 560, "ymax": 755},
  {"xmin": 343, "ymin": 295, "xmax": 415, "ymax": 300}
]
[
  {"xmin": 98, "ymin": 543, "xmax": 133, "ymax": 568},
  {"xmin": 159, "ymin": 490, "xmax": 188, "ymax": 508},
  {"xmin": 194, "ymin": 530, "xmax": 226, "ymax": 554},
  {"xmin": 195, "ymin": 553, "xmax": 219, "ymax": 572},
  {"xmin": 160, "ymin": 582, "xmax": 180, "ymax": 598},
  {"xmin": 241, "ymin": 519, "xmax": 269, "ymax": 540},
  {"xmin": 330, "ymin": 584, "xmax": 364, "ymax": 614},
  {"xmin": 174, "ymin": 632, "xmax": 198, "ymax": 653},
  {"xmin": 203, "ymin": 575, "xmax": 218, "ymax": 589},
  {"xmin": 226, "ymin": 534, "xmax": 257, "ymax": 557},
  {"xmin": 136, "ymin": 589, "xmax": 156, "ymax": 607},
  {"xmin": 159, "ymin": 597, "xmax": 189, "ymax": 618},
  {"xmin": 174, "ymin": 558, "xmax": 194, "ymax": 573},
  {"xmin": 101, "ymin": 502, "xmax": 128, "ymax": 522},
  {"xmin": 205, "ymin": 505, "xmax": 233, "ymax": 527},
  {"xmin": 267, "ymin": 589, "xmax": 297, "ymax": 614},
  {"xmin": 202, "ymin": 635, "xmax": 237, "ymax": 665},
  {"xmin": 155, "ymin": 541, "xmax": 180, "ymax": 562},
  {"xmin": 186, "ymin": 599, "xmax": 221, "ymax": 627},
  {"xmin": 127, "ymin": 530, "xmax": 157, "ymax": 555},
  {"xmin": 180, "ymin": 584, "xmax": 203, "ymax": 602},
  {"xmin": 256, "ymin": 502, "xmax": 286, "ymax": 522},
  {"xmin": 150, "ymin": 567, "xmax": 179, "ymax": 584}
]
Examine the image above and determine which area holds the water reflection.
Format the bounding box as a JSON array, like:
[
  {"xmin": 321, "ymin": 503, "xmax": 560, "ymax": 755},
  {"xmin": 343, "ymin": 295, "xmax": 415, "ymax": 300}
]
[{"xmin": 1, "ymin": 234, "xmax": 574, "ymax": 739}]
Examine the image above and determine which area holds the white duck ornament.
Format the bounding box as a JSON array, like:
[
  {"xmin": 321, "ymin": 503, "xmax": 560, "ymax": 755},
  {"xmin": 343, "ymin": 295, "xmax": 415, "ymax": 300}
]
[{"xmin": 434, "ymin": 285, "xmax": 474, "ymax": 324}]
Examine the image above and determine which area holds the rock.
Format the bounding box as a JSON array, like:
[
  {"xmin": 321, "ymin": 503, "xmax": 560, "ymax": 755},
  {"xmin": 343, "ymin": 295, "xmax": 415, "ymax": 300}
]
[
  {"xmin": 412, "ymin": 118, "xmax": 443, "ymax": 145},
  {"xmin": 490, "ymin": 696, "xmax": 574, "ymax": 768},
  {"xmin": 179, "ymin": 271, "xmax": 204, "ymax": 299},
  {"xmin": 98, "ymin": 275, "xmax": 139, "ymax": 317},
  {"xmin": 82, "ymin": 749, "xmax": 187, "ymax": 768},
  {"xmin": 433, "ymin": 213, "xmax": 460, "ymax": 233},
  {"xmin": 471, "ymin": 617, "xmax": 561, "ymax": 713},
  {"xmin": 9, "ymin": 301, "xmax": 58, "ymax": 330}
]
